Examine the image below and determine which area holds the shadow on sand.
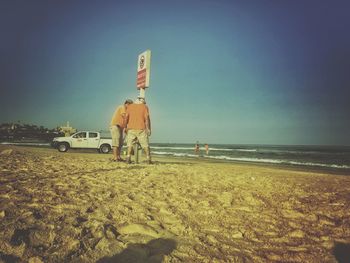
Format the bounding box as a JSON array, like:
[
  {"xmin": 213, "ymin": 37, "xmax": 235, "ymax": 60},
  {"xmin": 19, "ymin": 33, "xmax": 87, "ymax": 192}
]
[
  {"xmin": 96, "ymin": 238, "xmax": 177, "ymax": 263},
  {"xmin": 333, "ymin": 242, "xmax": 350, "ymax": 263}
]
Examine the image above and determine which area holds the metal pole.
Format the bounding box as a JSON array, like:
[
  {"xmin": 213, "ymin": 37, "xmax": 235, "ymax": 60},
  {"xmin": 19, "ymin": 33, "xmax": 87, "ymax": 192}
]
[
  {"xmin": 139, "ymin": 88, "xmax": 145, "ymax": 99},
  {"xmin": 134, "ymin": 88, "xmax": 146, "ymax": 163}
]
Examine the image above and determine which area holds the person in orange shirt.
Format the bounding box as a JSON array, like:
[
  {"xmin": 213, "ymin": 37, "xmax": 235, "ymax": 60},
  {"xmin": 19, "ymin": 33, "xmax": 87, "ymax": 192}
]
[
  {"xmin": 110, "ymin": 99, "xmax": 133, "ymax": 161},
  {"xmin": 125, "ymin": 97, "xmax": 152, "ymax": 164}
]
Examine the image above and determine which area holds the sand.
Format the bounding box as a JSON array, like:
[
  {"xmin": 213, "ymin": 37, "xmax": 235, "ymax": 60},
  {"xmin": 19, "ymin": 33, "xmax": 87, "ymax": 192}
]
[{"xmin": 0, "ymin": 145, "xmax": 350, "ymax": 263}]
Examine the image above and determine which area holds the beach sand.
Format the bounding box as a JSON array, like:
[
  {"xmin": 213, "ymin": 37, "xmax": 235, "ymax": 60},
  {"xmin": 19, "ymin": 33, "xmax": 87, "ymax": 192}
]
[{"xmin": 0, "ymin": 145, "xmax": 350, "ymax": 262}]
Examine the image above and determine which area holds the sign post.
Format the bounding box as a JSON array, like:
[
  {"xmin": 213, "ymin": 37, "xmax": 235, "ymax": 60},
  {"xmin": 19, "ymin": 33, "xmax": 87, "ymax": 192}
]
[
  {"xmin": 136, "ymin": 50, "xmax": 151, "ymax": 98},
  {"xmin": 135, "ymin": 50, "xmax": 151, "ymax": 163}
]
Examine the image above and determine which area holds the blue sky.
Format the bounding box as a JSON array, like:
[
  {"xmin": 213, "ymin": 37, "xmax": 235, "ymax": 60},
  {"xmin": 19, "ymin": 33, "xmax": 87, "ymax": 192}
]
[{"xmin": 1, "ymin": 0, "xmax": 349, "ymax": 145}]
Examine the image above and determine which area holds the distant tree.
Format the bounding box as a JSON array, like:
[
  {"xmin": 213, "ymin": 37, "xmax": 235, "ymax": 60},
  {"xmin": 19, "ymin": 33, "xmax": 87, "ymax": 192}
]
[{"xmin": 0, "ymin": 122, "xmax": 66, "ymax": 141}]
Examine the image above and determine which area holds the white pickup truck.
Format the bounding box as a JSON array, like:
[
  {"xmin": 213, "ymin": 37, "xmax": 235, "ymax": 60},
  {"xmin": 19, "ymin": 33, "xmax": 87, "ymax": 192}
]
[{"xmin": 52, "ymin": 131, "xmax": 113, "ymax": 153}]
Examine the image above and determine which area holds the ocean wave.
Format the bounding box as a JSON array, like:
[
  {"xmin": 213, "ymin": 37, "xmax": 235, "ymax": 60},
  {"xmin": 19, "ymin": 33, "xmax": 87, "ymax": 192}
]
[
  {"xmin": 151, "ymin": 146, "xmax": 195, "ymax": 151},
  {"xmin": 256, "ymin": 148, "xmax": 344, "ymax": 155},
  {"xmin": 152, "ymin": 151, "xmax": 198, "ymax": 158},
  {"xmin": 233, "ymin": 149, "xmax": 258, "ymax": 152},
  {"xmin": 152, "ymin": 151, "xmax": 350, "ymax": 169},
  {"xmin": 151, "ymin": 146, "xmax": 350, "ymax": 155},
  {"xmin": 205, "ymin": 147, "xmax": 257, "ymax": 152},
  {"xmin": 151, "ymin": 146, "xmax": 257, "ymax": 152},
  {"xmin": 207, "ymin": 156, "xmax": 350, "ymax": 169},
  {"xmin": 287, "ymin": 161, "xmax": 350, "ymax": 169}
]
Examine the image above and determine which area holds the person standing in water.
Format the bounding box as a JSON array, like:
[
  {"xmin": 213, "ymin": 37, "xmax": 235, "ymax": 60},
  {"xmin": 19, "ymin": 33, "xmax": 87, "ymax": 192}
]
[
  {"xmin": 194, "ymin": 141, "xmax": 200, "ymax": 156},
  {"xmin": 205, "ymin": 143, "xmax": 209, "ymax": 155}
]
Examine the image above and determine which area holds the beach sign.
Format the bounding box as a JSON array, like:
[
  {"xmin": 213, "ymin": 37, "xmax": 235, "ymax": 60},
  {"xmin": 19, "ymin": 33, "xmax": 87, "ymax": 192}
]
[{"xmin": 136, "ymin": 50, "xmax": 151, "ymax": 90}]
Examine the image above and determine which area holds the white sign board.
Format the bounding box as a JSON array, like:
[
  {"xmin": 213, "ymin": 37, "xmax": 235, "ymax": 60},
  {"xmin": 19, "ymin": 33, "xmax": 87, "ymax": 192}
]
[{"xmin": 136, "ymin": 50, "xmax": 151, "ymax": 89}]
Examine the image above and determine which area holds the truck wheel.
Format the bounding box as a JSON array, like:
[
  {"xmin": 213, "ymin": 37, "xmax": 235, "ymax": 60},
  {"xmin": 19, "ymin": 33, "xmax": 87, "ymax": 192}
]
[
  {"xmin": 58, "ymin": 142, "xmax": 69, "ymax": 152},
  {"xmin": 100, "ymin": 144, "xmax": 111, "ymax": 154}
]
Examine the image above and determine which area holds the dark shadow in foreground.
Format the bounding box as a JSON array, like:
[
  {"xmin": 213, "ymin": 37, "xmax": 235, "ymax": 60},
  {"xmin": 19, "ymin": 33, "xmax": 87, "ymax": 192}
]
[
  {"xmin": 96, "ymin": 238, "xmax": 177, "ymax": 263},
  {"xmin": 0, "ymin": 252, "xmax": 21, "ymax": 263},
  {"xmin": 333, "ymin": 242, "xmax": 350, "ymax": 263}
]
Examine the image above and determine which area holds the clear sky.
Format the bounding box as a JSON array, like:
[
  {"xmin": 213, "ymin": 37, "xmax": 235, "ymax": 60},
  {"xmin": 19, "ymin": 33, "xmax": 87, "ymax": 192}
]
[{"xmin": 1, "ymin": 0, "xmax": 350, "ymax": 145}]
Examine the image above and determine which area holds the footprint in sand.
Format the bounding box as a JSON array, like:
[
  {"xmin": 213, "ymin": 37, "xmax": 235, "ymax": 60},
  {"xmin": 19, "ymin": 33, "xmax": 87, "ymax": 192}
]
[
  {"xmin": 146, "ymin": 201, "xmax": 185, "ymax": 235},
  {"xmin": 118, "ymin": 223, "xmax": 160, "ymax": 238}
]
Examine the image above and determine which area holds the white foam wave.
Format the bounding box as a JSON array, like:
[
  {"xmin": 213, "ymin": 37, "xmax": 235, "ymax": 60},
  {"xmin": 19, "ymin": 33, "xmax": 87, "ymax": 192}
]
[
  {"xmin": 151, "ymin": 146, "xmax": 194, "ymax": 150},
  {"xmin": 152, "ymin": 151, "xmax": 198, "ymax": 158},
  {"xmin": 207, "ymin": 156, "xmax": 350, "ymax": 169},
  {"xmin": 152, "ymin": 151, "xmax": 350, "ymax": 169},
  {"xmin": 287, "ymin": 161, "xmax": 350, "ymax": 169},
  {"xmin": 151, "ymin": 146, "xmax": 257, "ymax": 152}
]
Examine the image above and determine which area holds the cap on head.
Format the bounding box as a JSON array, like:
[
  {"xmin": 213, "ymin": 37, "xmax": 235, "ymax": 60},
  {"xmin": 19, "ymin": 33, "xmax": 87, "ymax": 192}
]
[{"xmin": 124, "ymin": 99, "xmax": 133, "ymax": 104}]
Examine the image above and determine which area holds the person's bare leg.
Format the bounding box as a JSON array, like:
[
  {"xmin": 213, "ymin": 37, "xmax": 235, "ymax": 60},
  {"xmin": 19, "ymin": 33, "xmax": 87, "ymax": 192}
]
[
  {"xmin": 144, "ymin": 147, "xmax": 152, "ymax": 164},
  {"xmin": 116, "ymin": 147, "xmax": 121, "ymax": 161},
  {"xmin": 126, "ymin": 146, "xmax": 133, "ymax": 163},
  {"xmin": 117, "ymin": 132, "xmax": 124, "ymax": 160},
  {"xmin": 112, "ymin": 146, "xmax": 118, "ymax": 161}
]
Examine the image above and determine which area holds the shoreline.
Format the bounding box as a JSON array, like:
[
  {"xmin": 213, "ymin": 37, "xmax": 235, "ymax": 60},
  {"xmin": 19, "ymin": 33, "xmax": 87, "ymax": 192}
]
[
  {"xmin": 1, "ymin": 144, "xmax": 349, "ymax": 176},
  {"xmin": 1, "ymin": 145, "xmax": 350, "ymax": 262},
  {"xmin": 155, "ymin": 155, "xmax": 350, "ymax": 176}
]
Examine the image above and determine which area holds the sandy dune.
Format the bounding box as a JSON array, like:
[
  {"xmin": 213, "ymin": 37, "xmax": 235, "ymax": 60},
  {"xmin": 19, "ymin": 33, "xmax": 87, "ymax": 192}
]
[{"xmin": 0, "ymin": 145, "xmax": 350, "ymax": 262}]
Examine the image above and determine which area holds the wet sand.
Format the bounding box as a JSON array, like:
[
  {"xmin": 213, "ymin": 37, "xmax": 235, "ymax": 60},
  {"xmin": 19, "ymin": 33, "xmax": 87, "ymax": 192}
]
[{"xmin": 1, "ymin": 145, "xmax": 350, "ymax": 262}]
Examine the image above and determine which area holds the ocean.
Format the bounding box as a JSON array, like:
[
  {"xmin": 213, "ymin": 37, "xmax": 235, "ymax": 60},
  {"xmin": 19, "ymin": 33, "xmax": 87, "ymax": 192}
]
[
  {"xmin": 2, "ymin": 142, "xmax": 350, "ymax": 172},
  {"xmin": 151, "ymin": 143, "xmax": 350, "ymax": 171}
]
